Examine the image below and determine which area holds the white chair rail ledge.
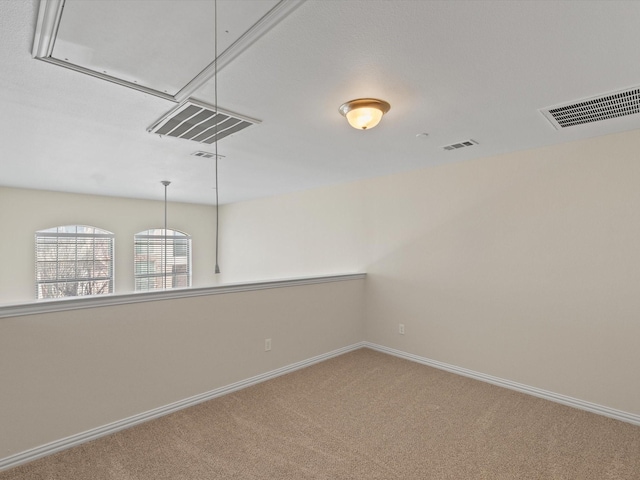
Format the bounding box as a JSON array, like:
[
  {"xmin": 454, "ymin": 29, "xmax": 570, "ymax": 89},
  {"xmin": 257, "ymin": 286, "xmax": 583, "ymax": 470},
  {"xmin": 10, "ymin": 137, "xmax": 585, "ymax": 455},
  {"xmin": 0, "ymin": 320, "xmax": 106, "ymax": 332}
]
[{"xmin": 0, "ymin": 273, "xmax": 366, "ymax": 319}]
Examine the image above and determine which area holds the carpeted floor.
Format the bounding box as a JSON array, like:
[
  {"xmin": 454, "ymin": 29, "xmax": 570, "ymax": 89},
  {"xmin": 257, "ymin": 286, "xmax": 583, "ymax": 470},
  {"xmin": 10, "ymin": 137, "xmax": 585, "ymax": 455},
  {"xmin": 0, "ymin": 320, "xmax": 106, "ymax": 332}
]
[{"xmin": 2, "ymin": 348, "xmax": 639, "ymax": 479}]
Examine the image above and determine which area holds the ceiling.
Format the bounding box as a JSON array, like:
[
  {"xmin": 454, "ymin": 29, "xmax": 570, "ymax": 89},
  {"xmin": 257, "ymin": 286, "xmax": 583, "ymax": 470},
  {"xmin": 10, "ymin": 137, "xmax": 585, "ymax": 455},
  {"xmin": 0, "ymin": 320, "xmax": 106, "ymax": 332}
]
[{"xmin": 1, "ymin": 0, "xmax": 640, "ymax": 205}]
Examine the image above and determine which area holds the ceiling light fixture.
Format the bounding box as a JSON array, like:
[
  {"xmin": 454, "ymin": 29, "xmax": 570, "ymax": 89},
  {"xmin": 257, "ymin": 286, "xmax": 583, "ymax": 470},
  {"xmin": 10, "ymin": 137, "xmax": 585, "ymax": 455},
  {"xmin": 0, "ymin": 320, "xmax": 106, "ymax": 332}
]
[{"xmin": 339, "ymin": 98, "xmax": 391, "ymax": 130}]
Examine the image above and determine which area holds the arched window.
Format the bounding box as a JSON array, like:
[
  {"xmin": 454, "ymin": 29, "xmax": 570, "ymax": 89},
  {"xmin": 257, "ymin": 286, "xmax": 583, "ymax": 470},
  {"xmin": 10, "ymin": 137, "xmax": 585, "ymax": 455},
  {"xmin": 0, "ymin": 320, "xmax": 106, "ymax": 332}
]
[
  {"xmin": 134, "ymin": 229, "xmax": 191, "ymax": 291},
  {"xmin": 35, "ymin": 225, "xmax": 115, "ymax": 299}
]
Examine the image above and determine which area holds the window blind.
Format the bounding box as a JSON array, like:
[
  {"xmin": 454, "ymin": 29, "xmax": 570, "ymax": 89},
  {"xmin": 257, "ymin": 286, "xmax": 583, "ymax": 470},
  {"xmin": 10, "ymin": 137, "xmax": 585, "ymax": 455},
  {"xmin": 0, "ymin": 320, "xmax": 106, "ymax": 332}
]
[
  {"xmin": 35, "ymin": 225, "xmax": 114, "ymax": 299},
  {"xmin": 134, "ymin": 229, "xmax": 191, "ymax": 291}
]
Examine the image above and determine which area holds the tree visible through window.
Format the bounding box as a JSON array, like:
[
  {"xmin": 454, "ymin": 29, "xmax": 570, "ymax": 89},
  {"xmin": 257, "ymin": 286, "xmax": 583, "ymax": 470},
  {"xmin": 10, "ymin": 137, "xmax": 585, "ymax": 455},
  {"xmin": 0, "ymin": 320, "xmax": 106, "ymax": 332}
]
[
  {"xmin": 35, "ymin": 225, "xmax": 114, "ymax": 299},
  {"xmin": 134, "ymin": 229, "xmax": 191, "ymax": 291}
]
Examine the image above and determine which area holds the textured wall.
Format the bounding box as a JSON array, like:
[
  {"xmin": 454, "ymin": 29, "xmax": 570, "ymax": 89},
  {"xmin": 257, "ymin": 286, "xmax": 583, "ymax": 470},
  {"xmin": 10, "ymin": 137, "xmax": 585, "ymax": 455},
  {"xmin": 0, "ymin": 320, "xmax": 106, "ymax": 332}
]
[
  {"xmin": 0, "ymin": 279, "xmax": 365, "ymax": 456},
  {"xmin": 2, "ymin": 129, "xmax": 640, "ymax": 461},
  {"xmin": 221, "ymin": 129, "xmax": 640, "ymax": 416},
  {"xmin": 0, "ymin": 188, "xmax": 219, "ymax": 303},
  {"xmin": 363, "ymin": 130, "xmax": 640, "ymax": 415},
  {"xmin": 217, "ymin": 181, "xmax": 368, "ymax": 283}
]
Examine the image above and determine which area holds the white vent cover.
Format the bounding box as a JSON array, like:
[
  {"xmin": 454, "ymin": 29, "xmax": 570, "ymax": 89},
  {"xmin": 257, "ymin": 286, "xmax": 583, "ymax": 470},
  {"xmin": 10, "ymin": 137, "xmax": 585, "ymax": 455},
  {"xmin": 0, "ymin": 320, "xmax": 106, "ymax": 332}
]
[
  {"xmin": 442, "ymin": 139, "xmax": 478, "ymax": 151},
  {"xmin": 540, "ymin": 87, "xmax": 640, "ymax": 129},
  {"xmin": 148, "ymin": 99, "xmax": 260, "ymax": 144},
  {"xmin": 190, "ymin": 151, "xmax": 224, "ymax": 159}
]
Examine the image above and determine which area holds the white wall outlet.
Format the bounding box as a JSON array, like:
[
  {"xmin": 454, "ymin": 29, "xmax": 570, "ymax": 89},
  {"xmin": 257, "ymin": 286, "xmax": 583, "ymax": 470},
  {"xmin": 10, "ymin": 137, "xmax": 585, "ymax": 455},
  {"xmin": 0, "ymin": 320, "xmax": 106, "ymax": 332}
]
[
  {"xmin": 265, "ymin": 338, "xmax": 272, "ymax": 351},
  {"xmin": 399, "ymin": 324, "xmax": 405, "ymax": 335}
]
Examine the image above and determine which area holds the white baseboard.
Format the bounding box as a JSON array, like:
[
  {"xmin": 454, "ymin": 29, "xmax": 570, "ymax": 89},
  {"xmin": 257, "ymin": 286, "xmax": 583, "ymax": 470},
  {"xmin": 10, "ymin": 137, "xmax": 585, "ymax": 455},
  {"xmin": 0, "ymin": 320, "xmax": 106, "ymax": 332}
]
[
  {"xmin": 0, "ymin": 342, "xmax": 366, "ymax": 472},
  {"xmin": 364, "ymin": 342, "xmax": 640, "ymax": 427},
  {"xmin": 4, "ymin": 341, "xmax": 637, "ymax": 472}
]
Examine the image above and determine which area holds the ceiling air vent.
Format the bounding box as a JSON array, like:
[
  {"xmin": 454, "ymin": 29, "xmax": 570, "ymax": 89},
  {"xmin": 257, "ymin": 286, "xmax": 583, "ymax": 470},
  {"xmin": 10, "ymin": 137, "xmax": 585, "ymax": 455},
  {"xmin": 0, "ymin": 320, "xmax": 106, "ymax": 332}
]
[
  {"xmin": 148, "ymin": 99, "xmax": 260, "ymax": 144},
  {"xmin": 442, "ymin": 139, "xmax": 478, "ymax": 151},
  {"xmin": 190, "ymin": 151, "xmax": 223, "ymax": 159},
  {"xmin": 540, "ymin": 86, "xmax": 640, "ymax": 129}
]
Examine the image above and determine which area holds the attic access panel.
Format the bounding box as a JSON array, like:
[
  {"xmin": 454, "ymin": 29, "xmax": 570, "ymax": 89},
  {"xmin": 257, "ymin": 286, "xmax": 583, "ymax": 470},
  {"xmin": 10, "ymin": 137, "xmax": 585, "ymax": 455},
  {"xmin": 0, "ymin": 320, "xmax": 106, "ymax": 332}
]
[{"xmin": 32, "ymin": 0, "xmax": 302, "ymax": 102}]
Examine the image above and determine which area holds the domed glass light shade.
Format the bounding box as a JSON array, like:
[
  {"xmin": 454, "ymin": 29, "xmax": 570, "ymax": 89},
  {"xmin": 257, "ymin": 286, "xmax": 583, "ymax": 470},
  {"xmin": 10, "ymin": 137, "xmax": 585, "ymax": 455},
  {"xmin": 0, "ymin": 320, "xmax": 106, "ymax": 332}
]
[{"xmin": 339, "ymin": 98, "xmax": 391, "ymax": 130}]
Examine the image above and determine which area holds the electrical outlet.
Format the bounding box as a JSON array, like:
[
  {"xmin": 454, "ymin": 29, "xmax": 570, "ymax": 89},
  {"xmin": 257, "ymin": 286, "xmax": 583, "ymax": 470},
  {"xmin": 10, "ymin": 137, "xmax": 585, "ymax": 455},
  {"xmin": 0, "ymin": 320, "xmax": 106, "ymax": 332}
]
[
  {"xmin": 399, "ymin": 324, "xmax": 405, "ymax": 335},
  {"xmin": 265, "ymin": 338, "xmax": 272, "ymax": 351}
]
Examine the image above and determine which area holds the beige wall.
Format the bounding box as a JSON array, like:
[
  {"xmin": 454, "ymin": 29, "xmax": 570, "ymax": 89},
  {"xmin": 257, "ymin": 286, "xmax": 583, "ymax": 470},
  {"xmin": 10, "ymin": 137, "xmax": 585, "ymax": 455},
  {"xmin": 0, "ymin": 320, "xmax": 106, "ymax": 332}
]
[
  {"xmin": 2, "ymin": 129, "xmax": 639, "ymax": 461},
  {"xmin": 221, "ymin": 129, "xmax": 640, "ymax": 416},
  {"xmin": 217, "ymin": 181, "xmax": 368, "ymax": 283},
  {"xmin": 0, "ymin": 188, "xmax": 219, "ymax": 303},
  {"xmin": 0, "ymin": 279, "xmax": 365, "ymax": 456}
]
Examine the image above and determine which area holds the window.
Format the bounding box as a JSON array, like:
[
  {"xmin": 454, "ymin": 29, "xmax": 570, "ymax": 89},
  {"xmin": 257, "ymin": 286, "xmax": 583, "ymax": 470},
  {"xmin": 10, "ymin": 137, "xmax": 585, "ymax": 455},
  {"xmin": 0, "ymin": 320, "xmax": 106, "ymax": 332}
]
[
  {"xmin": 35, "ymin": 225, "xmax": 115, "ymax": 299},
  {"xmin": 134, "ymin": 229, "xmax": 191, "ymax": 291}
]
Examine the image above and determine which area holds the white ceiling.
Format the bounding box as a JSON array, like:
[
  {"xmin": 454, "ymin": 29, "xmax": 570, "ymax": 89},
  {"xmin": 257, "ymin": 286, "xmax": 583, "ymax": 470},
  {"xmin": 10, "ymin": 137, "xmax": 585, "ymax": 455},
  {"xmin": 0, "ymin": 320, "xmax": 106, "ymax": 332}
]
[{"xmin": 1, "ymin": 0, "xmax": 640, "ymax": 205}]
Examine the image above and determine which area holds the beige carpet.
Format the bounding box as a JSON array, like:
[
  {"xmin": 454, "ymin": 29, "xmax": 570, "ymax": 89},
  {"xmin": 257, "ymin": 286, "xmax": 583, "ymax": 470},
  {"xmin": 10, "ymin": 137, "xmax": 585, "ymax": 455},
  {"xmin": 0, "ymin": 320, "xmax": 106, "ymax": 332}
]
[{"xmin": 2, "ymin": 348, "xmax": 639, "ymax": 479}]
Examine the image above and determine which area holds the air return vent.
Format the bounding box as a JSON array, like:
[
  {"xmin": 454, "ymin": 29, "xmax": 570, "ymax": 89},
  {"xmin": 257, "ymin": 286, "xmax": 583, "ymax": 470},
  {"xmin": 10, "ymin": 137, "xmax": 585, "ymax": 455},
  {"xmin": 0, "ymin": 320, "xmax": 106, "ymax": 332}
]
[
  {"xmin": 148, "ymin": 99, "xmax": 260, "ymax": 144},
  {"xmin": 540, "ymin": 87, "xmax": 640, "ymax": 129},
  {"xmin": 190, "ymin": 151, "xmax": 223, "ymax": 159},
  {"xmin": 442, "ymin": 139, "xmax": 478, "ymax": 151}
]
